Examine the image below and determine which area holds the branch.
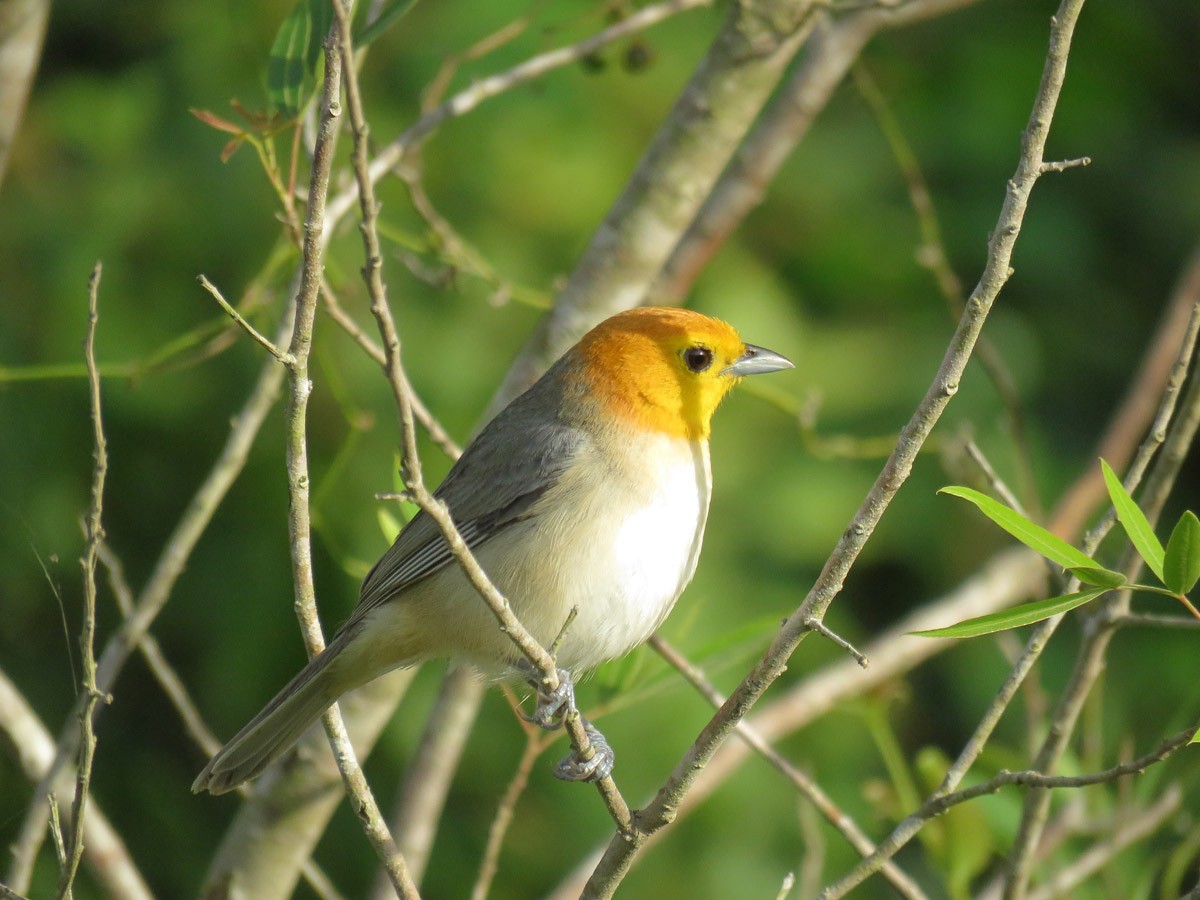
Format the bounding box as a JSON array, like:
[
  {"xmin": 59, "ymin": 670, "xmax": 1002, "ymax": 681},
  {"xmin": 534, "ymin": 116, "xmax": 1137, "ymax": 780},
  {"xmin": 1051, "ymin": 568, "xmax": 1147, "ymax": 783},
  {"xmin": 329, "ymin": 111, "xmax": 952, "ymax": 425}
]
[
  {"xmin": 7, "ymin": 291, "xmax": 292, "ymax": 894},
  {"xmin": 580, "ymin": 0, "xmax": 1091, "ymax": 891},
  {"xmin": 650, "ymin": 636, "xmax": 927, "ymax": 900},
  {"xmin": 0, "ymin": 0, "xmax": 49, "ymax": 188},
  {"xmin": 1003, "ymin": 300, "xmax": 1200, "ymax": 899},
  {"xmin": 278, "ymin": 11, "xmax": 418, "ymax": 897},
  {"xmin": 372, "ymin": 669, "xmax": 485, "ymax": 894},
  {"xmin": 56, "ymin": 262, "xmax": 110, "ymax": 900},
  {"xmin": 546, "ymin": 546, "xmax": 1047, "ymax": 900},
  {"xmin": 332, "ymin": 0, "xmax": 634, "ymax": 834},
  {"xmin": 0, "ymin": 669, "xmax": 152, "ymax": 900},
  {"xmin": 650, "ymin": 0, "xmax": 983, "ymax": 305}
]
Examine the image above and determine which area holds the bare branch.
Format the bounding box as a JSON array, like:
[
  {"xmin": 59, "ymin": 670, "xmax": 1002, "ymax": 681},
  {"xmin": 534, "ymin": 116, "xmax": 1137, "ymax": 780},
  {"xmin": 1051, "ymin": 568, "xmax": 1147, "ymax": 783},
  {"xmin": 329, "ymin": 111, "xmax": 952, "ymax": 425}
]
[
  {"xmin": 57, "ymin": 261, "xmax": 110, "ymax": 900},
  {"xmin": 198, "ymin": 274, "xmax": 294, "ymax": 365},
  {"xmin": 373, "ymin": 669, "xmax": 486, "ymax": 894},
  {"xmin": 333, "ymin": 0, "xmax": 634, "ymax": 833},
  {"xmin": 281, "ymin": 10, "xmax": 417, "ymax": 896},
  {"xmin": 650, "ymin": 636, "xmax": 927, "ymax": 900},
  {"xmin": 0, "ymin": 668, "xmax": 152, "ymax": 900},
  {"xmin": 581, "ymin": 0, "xmax": 1092, "ymax": 892}
]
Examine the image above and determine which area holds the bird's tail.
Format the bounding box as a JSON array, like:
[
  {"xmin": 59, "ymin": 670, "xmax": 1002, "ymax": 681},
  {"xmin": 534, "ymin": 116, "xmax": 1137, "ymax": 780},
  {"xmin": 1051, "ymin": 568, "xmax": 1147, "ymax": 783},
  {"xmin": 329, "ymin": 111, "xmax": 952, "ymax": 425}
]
[{"xmin": 192, "ymin": 628, "xmax": 361, "ymax": 795}]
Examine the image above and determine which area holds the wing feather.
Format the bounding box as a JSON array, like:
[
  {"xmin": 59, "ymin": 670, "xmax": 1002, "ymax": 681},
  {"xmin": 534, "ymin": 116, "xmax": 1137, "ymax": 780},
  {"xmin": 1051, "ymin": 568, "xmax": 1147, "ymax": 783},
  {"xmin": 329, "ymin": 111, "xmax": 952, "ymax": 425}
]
[{"xmin": 354, "ymin": 370, "xmax": 589, "ymax": 616}]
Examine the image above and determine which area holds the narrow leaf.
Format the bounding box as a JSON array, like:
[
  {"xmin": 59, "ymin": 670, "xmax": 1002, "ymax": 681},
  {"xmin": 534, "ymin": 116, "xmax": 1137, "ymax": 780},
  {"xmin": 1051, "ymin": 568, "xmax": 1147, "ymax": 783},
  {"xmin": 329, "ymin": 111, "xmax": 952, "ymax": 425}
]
[
  {"xmin": 911, "ymin": 588, "xmax": 1107, "ymax": 639},
  {"xmin": 190, "ymin": 108, "xmax": 244, "ymax": 135},
  {"xmin": 1163, "ymin": 510, "xmax": 1200, "ymax": 595},
  {"xmin": 1066, "ymin": 565, "xmax": 1127, "ymax": 589},
  {"xmin": 266, "ymin": 0, "xmax": 331, "ymax": 118},
  {"xmin": 1100, "ymin": 460, "xmax": 1165, "ymax": 580},
  {"xmin": 939, "ymin": 486, "xmax": 1094, "ymax": 570},
  {"xmin": 1190, "ymin": 725, "xmax": 1200, "ymax": 745}
]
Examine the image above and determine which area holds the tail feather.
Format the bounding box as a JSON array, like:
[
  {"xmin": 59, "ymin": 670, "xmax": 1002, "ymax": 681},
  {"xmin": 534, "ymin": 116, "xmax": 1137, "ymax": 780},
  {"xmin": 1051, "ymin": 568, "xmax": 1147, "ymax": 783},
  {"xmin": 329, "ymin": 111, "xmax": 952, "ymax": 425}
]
[{"xmin": 193, "ymin": 632, "xmax": 356, "ymax": 795}]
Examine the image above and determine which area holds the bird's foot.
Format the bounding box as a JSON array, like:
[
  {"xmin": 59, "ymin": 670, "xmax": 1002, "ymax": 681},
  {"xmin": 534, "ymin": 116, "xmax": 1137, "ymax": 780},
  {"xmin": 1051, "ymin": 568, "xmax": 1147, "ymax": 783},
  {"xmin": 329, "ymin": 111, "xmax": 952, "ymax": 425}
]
[
  {"xmin": 518, "ymin": 662, "xmax": 575, "ymax": 730},
  {"xmin": 554, "ymin": 718, "xmax": 614, "ymax": 783}
]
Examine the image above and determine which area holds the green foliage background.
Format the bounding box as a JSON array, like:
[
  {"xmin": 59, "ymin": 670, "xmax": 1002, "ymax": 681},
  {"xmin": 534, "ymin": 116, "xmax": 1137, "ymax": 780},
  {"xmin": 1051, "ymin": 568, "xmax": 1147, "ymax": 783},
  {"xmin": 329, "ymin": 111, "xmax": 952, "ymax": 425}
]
[{"xmin": 2, "ymin": 1, "xmax": 1199, "ymax": 897}]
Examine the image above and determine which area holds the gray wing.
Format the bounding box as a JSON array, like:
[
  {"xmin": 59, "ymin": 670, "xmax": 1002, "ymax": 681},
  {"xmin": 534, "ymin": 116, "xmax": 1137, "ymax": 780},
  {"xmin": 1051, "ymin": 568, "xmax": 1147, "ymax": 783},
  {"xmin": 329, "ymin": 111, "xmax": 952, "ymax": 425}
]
[{"xmin": 354, "ymin": 385, "xmax": 589, "ymax": 616}]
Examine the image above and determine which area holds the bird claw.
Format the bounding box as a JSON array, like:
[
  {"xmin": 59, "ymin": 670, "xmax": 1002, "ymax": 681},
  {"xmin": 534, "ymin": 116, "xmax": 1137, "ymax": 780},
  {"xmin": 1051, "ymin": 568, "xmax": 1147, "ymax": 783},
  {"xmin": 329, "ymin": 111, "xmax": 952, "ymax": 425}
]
[
  {"xmin": 519, "ymin": 663, "xmax": 575, "ymax": 730},
  {"xmin": 554, "ymin": 719, "xmax": 614, "ymax": 783}
]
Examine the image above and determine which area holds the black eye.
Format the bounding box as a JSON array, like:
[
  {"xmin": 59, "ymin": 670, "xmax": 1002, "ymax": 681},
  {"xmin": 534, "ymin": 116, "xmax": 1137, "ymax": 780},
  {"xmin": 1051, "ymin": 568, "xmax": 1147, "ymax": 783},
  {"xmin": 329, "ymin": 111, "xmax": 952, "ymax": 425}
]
[{"xmin": 682, "ymin": 346, "xmax": 714, "ymax": 373}]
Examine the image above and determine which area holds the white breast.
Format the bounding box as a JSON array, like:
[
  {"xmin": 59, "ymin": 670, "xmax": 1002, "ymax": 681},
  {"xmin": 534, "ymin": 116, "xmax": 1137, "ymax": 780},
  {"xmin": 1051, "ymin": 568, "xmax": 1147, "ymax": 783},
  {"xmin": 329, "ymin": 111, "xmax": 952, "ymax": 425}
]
[{"xmin": 538, "ymin": 433, "xmax": 712, "ymax": 671}]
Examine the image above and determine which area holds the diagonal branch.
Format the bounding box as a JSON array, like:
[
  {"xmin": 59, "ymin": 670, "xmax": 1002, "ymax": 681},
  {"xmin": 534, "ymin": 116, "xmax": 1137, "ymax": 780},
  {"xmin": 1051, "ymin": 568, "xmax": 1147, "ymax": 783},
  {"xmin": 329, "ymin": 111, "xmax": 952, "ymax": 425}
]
[{"xmin": 581, "ymin": 0, "xmax": 1091, "ymax": 894}]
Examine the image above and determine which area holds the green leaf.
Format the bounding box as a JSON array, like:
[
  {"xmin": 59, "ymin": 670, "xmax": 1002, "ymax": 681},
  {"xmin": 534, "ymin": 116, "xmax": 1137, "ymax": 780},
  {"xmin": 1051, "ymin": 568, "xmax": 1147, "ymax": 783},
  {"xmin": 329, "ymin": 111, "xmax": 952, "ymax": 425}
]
[
  {"xmin": 267, "ymin": 0, "xmax": 332, "ymax": 118},
  {"xmin": 1100, "ymin": 459, "xmax": 1165, "ymax": 581},
  {"xmin": 939, "ymin": 486, "xmax": 1094, "ymax": 570},
  {"xmin": 1066, "ymin": 565, "xmax": 1127, "ymax": 589},
  {"xmin": 1163, "ymin": 510, "xmax": 1200, "ymax": 595},
  {"xmin": 356, "ymin": 0, "xmax": 419, "ymax": 49},
  {"xmin": 1191, "ymin": 725, "xmax": 1200, "ymax": 746},
  {"xmin": 911, "ymin": 588, "xmax": 1107, "ymax": 639}
]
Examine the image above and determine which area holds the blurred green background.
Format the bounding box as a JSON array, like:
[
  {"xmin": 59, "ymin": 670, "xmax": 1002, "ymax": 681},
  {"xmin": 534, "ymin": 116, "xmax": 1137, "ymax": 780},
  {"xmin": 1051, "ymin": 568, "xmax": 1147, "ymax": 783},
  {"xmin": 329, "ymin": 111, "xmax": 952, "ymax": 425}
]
[{"xmin": 2, "ymin": 0, "xmax": 1199, "ymax": 897}]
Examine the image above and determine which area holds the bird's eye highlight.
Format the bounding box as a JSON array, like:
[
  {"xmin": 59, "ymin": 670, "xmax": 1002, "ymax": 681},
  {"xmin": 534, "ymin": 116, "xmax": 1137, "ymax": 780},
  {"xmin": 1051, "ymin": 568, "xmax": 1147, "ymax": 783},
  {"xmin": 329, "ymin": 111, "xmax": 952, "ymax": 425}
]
[{"xmin": 682, "ymin": 346, "xmax": 714, "ymax": 373}]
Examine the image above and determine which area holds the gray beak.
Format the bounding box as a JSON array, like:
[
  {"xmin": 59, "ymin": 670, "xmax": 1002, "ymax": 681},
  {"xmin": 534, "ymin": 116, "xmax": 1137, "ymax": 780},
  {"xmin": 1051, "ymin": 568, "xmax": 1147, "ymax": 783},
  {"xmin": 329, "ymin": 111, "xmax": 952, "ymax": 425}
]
[{"xmin": 722, "ymin": 342, "xmax": 794, "ymax": 377}]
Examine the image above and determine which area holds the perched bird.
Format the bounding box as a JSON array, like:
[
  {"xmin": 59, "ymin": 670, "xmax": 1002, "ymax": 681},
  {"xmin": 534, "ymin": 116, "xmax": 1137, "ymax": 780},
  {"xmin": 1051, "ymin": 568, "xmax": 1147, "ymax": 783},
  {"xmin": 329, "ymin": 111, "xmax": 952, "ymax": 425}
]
[{"xmin": 193, "ymin": 306, "xmax": 792, "ymax": 795}]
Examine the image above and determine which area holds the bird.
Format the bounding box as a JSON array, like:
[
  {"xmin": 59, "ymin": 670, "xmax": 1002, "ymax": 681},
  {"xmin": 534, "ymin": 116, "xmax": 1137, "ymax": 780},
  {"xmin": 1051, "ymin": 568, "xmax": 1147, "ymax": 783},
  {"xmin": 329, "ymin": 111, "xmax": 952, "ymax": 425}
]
[{"xmin": 193, "ymin": 306, "xmax": 793, "ymax": 795}]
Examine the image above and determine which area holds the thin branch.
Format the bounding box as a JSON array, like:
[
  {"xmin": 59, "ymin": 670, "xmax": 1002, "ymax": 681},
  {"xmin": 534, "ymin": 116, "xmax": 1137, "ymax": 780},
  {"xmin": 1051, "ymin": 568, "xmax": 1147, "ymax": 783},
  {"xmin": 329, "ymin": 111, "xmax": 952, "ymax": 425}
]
[
  {"xmin": 546, "ymin": 547, "xmax": 1048, "ymax": 900},
  {"xmin": 818, "ymin": 260, "xmax": 1200, "ymax": 898},
  {"xmin": 469, "ymin": 724, "xmax": 548, "ymax": 900},
  {"xmin": 1023, "ymin": 787, "xmax": 1181, "ymax": 900},
  {"xmin": 324, "ymin": 0, "xmax": 713, "ymax": 231},
  {"xmin": 198, "ymin": 274, "xmax": 294, "ymax": 365},
  {"xmin": 1003, "ymin": 302, "xmax": 1200, "ymax": 900},
  {"xmin": 319, "ymin": 280, "xmax": 462, "ymax": 459},
  {"xmin": 333, "ymin": 0, "xmax": 633, "ymax": 834},
  {"xmin": 581, "ymin": 0, "xmax": 1090, "ymax": 892},
  {"xmin": 0, "ymin": 668, "xmax": 152, "ymax": 900},
  {"xmin": 7, "ymin": 298, "xmax": 292, "ymax": 894},
  {"xmin": 283, "ymin": 10, "xmax": 418, "ymax": 897},
  {"xmin": 650, "ymin": 636, "xmax": 927, "ymax": 900},
  {"xmin": 57, "ymin": 262, "xmax": 111, "ymax": 900},
  {"xmin": 373, "ymin": 668, "xmax": 486, "ymax": 894}
]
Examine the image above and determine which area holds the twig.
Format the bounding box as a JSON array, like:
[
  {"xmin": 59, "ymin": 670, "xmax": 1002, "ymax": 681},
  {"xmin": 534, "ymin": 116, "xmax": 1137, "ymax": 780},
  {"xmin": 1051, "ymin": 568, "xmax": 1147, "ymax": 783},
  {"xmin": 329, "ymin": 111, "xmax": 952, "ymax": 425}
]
[
  {"xmin": 1023, "ymin": 787, "xmax": 1181, "ymax": 900},
  {"xmin": 649, "ymin": 0, "xmax": 983, "ymax": 306},
  {"xmin": 56, "ymin": 262, "xmax": 111, "ymax": 900},
  {"xmin": 372, "ymin": 669, "xmax": 486, "ymax": 895},
  {"xmin": 801, "ymin": 617, "xmax": 868, "ymax": 668},
  {"xmin": 818, "ymin": 253, "xmax": 1200, "ymax": 898},
  {"xmin": 470, "ymin": 727, "xmax": 548, "ymax": 900},
  {"xmin": 650, "ymin": 637, "xmax": 926, "ymax": 900},
  {"xmin": 282, "ymin": 10, "xmax": 418, "ymax": 898},
  {"xmin": 1003, "ymin": 300, "xmax": 1200, "ymax": 897},
  {"xmin": 324, "ymin": 0, "xmax": 713, "ymax": 231},
  {"xmin": 333, "ymin": 0, "xmax": 633, "ymax": 834},
  {"xmin": 7, "ymin": 298, "xmax": 292, "ymax": 894},
  {"xmin": 198, "ymin": 274, "xmax": 293, "ymax": 365},
  {"xmin": 545, "ymin": 547, "xmax": 1049, "ymax": 900},
  {"xmin": 581, "ymin": 0, "xmax": 1090, "ymax": 892},
  {"xmin": 320, "ymin": 279, "xmax": 462, "ymax": 460}
]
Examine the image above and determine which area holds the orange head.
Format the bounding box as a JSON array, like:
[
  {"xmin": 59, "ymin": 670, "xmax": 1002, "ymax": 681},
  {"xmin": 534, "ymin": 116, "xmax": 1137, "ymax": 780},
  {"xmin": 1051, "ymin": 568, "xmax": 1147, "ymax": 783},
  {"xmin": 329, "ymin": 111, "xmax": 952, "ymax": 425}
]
[{"xmin": 572, "ymin": 307, "xmax": 793, "ymax": 441}]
